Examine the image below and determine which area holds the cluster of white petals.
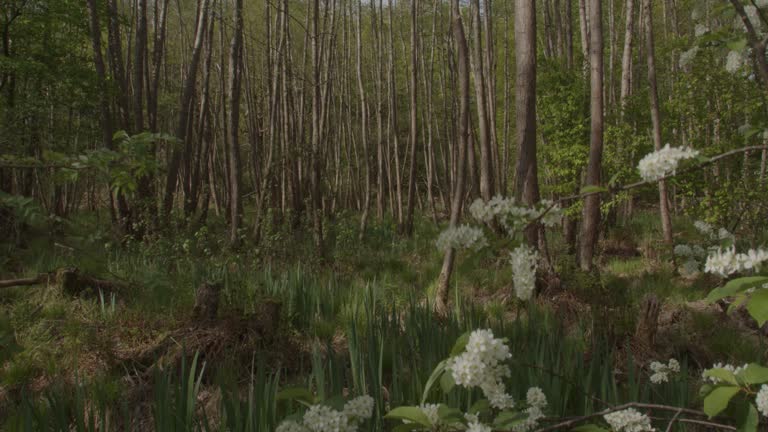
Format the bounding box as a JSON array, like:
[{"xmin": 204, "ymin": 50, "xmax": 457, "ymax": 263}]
[
  {"xmin": 446, "ymin": 329, "xmax": 515, "ymax": 410},
  {"xmin": 435, "ymin": 225, "xmax": 488, "ymax": 252},
  {"xmin": 467, "ymin": 420, "xmax": 493, "ymax": 432},
  {"xmin": 604, "ymin": 408, "xmax": 655, "ymax": 432},
  {"xmin": 276, "ymin": 396, "xmax": 374, "ymax": 432},
  {"xmin": 679, "ymin": 46, "xmax": 699, "ymax": 69},
  {"xmin": 469, "ymin": 196, "xmax": 562, "ymax": 233},
  {"xmin": 637, "ymin": 144, "xmax": 699, "ymax": 181},
  {"xmin": 649, "ymin": 359, "xmax": 681, "ymax": 384},
  {"xmin": 419, "ymin": 403, "xmax": 440, "ymax": 426},
  {"xmin": 756, "ymin": 385, "xmax": 768, "ymax": 417},
  {"xmin": 702, "ymin": 363, "xmax": 749, "ymax": 385},
  {"xmin": 725, "ymin": 50, "xmax": 746, "ymax": 74},
  {"xmin": 693, "ymin": 221, "xmax": 734, "ymax": 243},
  {"xmin": 510, "ymin": 387, "xmax": 548, "ymax": 432},
  {"xmin": 704, "ymin": 247, "xmax": 768, "ymax": 276},
  {"xmin": 510, "ymin": 245, "xmax": 538, "ymax": 301}
]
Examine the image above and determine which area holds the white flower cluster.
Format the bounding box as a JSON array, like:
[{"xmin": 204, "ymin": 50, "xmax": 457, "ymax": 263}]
[
  {"xmin": 604, "ymin": 408, "xmax": 655, "ymax": 432},
  {"xmin": 469, "ymin": 196, "xmax": 562, "ymax": 233},
  {"xmin": 695, "ymin": 24, "xmax": 709, "ymax": 37},
  {"xmin": 725, "ymin": 50, "xmax": 746, "ymax": 74},
  {"xmin": 757, "ymin": 385, "xmax": 768, "ymax": 418},
  {"xmin": 702, "ymin": 363, "xmax": 749, "ymax": 384},
  {"xmin": 637, "ymin": 144, "xmax": 699, "ymax": 182},
  {"xmin": 467, "ymin": 420, "xmax": 493, "ymax": 432},
  {"xmin": 276, "ymin": 396, "xmax": 374, "ymax": 432},
  {"xmin": 704, "ymin": 247, "xmax": 768, "ymax": 276},
  {"xmin": 693, "ymin": 221, "xmax": 734, "ymax": 244},
  {"xmin": 649, "ymin": 359, "xmax": 681, "ymax": 384},
  {"xmin": 511, "ymin": 387, "xmax": 548, "ymax": 432},
  {"xmin": 446, "ymin": 329, "xmax": 515, "ymax": 409},
  {"xmin": 419, "ymin": 403, "xmax": 440, "ymax": 426},
  {"xmin": 679, "ymin": 46, "xmax": 699, "ymax": 69},
  {"xmin": 510, "ymin": 245, "xmax": 538, "ymax": 301},
  {"xmin": 436, "ymin": 225, "xmax": 488, "ymax": 253}
]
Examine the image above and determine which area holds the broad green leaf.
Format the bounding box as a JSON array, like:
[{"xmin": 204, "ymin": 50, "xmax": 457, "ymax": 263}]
[
  {"xmin": 420, "ymin": 360, "xmax": 446, "ymax": 404},
  {"xmin": 706, "ymin": 277, "xmax": 768, "ymax": 303},
  {"xmin": 703, "ymin": 368, "xmax": 738, "ymax": 385},
  {"xmin": 276, "ymin": 387, "xmax": 315, "ymax": 404},
  {"xmin": 392, "ymin": 423, "xmax": 425, "ymax": 432},
  {"xmin": 450, "ymin": 332, "xmax": 470, "ymax": 356},
  {"xmin": 727, "ymin": 37, "xmax": 748, "ymax": 52},
  {"xmin": 437, "ymin": 405, "xmax": 464, "ymax": 424},
  {"xmin": 737, "ymin": 402, "xmax": 759, "ymax": 432},
  {"xmin": 580, "ymin": 185, "xmax": 608, "ymax": 195},
  {"xmin": 493, "ymin": 410, "xmax": 526, "ymax": 428},
  {"xmin": 468, "ymin": 399, "xmax": 491, "ymax": 416},
  {"xmin": 571, "ymin": 425, "xmax": 611, "ymax": 432},
  {"xmin": 740, "ymin": 364, "xmax": 768, "ymax": 385},
  {"xmin": 440, "ymin": 370, "xmax": 455, "ymax": 394},
  {"xmin": 385, "ymin": 407, "xmax": 432, "ymax": 427},
  {"xmin": 746, "ymin": 289, "xmax": 768, "ymax": 326},
  {"xmin": 703, "ymin": 386, "xmax": 741, "ymax": 417}
]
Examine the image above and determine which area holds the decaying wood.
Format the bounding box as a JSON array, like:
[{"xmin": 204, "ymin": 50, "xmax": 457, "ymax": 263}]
[
  {"xmin": 0, "ymin": 267, "xmax": 128, "ymax": 296},
  {"xmin": 635, "ymin": 293, "xmax": 661, "ymax": 348}
]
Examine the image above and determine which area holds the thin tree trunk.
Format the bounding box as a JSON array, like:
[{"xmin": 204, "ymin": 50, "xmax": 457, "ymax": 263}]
[
  {"xmin": 579, "ymin": 0, "xmax": 604, "ymax": 271},
  {"xmin": 227, "ymin": 0, "xmax": 244, "ymax": 247},
  {"xmin": 644, "ymin": 0, "xmax": 673, "ymax": 245},
  {"xmin": 403, "ymin": 0, "xmax": 419, "ymax": 236},
  {"xmin": 436, "ymin": 0, "xmax": 470, "ymax": 316},
  {"xmin": 619, "ymin": 0, "xmax": 635, "ymax": 116},
  {"xmin": 470, "ymin": 0, "xmax": 495, "ymax": 201}
]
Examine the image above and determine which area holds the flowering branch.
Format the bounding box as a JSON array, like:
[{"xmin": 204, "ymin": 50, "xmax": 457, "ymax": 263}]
[
  {"xmin": 533, "ymin": 402, "xmax": 734, "ymax": 432},
  {"xmin": 527, "ymin": 144, "xmax": 768, "ymax": 229}
]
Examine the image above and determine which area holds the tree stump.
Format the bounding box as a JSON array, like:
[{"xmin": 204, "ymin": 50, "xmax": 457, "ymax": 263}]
[
  {"xmin": 635, "ymin": 293, "xmax": 661, "ymax": 349},
  {"xmin": 192, "ymin": 282, "xmax": 223, "ymax": 322}
]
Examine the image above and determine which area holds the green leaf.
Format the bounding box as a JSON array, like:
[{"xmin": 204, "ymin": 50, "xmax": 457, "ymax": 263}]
[
  {"xmin": 703, "ymin": 386, "xmax": 741, "ymax": 417},
  {"xmin": 737, "ymin": 402, "xmax": 759, "ymax": 432},
  {"xmin": 746, "ymin": 289, "xmax": 768, "ymax": 326},
  {"xmin": 706, "ymin": 277, "xmax": 768, "ymax": 303},
  {"xmin": 392, "ymin": 423, "xmax": 425, "ymax": 432},
  {"xmin": 440, "ymin": 370, "xmax": 455, "ymax": 394},
  {"xmin": 727, "ymin": 37, "xmax": 748, "ymax": 52},
  {"xmin": 450, "ymin": 332, "xmax": 470, "ymax": 356},
  {"xmin": 437, "ymin": 405, "xmax": 464, "ymax": 424},
  {"xmin": 740, "ymin": 364, "xmax": 768, "ymax": 385},
  {"xmin": 322, "ymin": 396, "xmax": 347, "ymax": 411},
  {"xmin": 493, "ymin": 410, "xmax": 526, "ymax": 428},
  {"xmin": 580, "ymin": 185, "xmax": 608, "ymax": 195},
  {"xmin": 276, "ymin": 387, "xmax": 315, "ymax": 404},
  {"xmin": 571, "ymin": 425, "xmax": 611, "ymax": 432},
  {"xmin": 703, "ymin": 369, "xmax": 738, "ymax": 386},
  {"xmin": 420, "ymin": 360, "xmax": 446, "ymax": 404},
  {"xmin": 385, "ymin": 407, "xmax": 432, "ymax": 427},
  {"xmin": 468, "ymin": 399, "xmax": 491, "ymax": 416}
]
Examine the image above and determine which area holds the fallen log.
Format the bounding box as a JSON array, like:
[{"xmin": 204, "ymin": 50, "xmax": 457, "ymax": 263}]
[{"xmin": 0, "ymin": 267, "xmax": 129, "ymax": 296}]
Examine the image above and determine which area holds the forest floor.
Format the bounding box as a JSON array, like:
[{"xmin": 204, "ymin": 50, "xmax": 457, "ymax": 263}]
[{"xmin": 1, "ymin": 210, "xmax": 766, "ymax": 429}]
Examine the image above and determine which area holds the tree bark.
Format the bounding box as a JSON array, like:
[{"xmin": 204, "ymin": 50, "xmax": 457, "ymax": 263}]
[
  {"xmin": 619, "ymin": 0, "xmax": 635, "ymax": 116},
  {"xmin": 579, "ymin": 0, "xmax": 604, "ymax": 271},
  {"xmin": 470, "ymin": 0, "xmax": 495, "ymax": 201},
  {"xmin": 435, "ymin": 0, "xmax": 470, "ymax": 316},
  {"xmin": 644, "ymin": 0, "xmax": 673, "ymax": 245},
  {"xmin": 227, "ymin": 0, "xmax": 244, "ymax": 247},
  {"xmin": 403, "ymin": 0, "xmax": 419, "ymax": 236}
]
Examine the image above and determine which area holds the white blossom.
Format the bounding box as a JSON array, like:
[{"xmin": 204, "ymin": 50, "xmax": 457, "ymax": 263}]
[
  {"xmin": 679, "ymin": 46, "xmax": 699, "ymax": 69},
  {"xmin": 302, "ymin": 405, "xmax": 356, "ymax": 432},
  {"xmin": 702, "ymin": 363, "xmax": 749, "ymax": 385},
  {"xmin": 512, "ymin": 406, "xmax": 545, "ymax": 432},
  {"xmin": 343, "ymin": 396, "xmax": 374, "ymax": 422},
  {"xmin": 526, "ymin": 387, "xmax": 548, "ymax": 409},
  {"xmin": 674, "ymin": 244, "xmax": 693, "ymax": 257},
  {"xmin": 436, "ymin": 225, "xmax": 488, "ymax": 252},
  {"xmin": 694, "ymin": 220, "xmax": 714, "ymax": 236},
  {"xmin": 726, "ymin": 50, "xmax": 745, "ymax": 74},
  {"xmin": 446, "ymin": 329, "xmax": 515, "ymax": 410},
  {"xmin": 637, "ymin": 144, "xmax": 699, "ymax": 181},
  {"xmin": 510, "ymin": 245, "xmax": 538, "ymax": 301},
  {"xmin": 756, "ymin": 385, "xmax": 768, "ymax": 417},
  {"xmin": 467, "ymin": 420, "xmax": 493, "ymax": 432},
  {"xmin": 419, "ymin": 404, "xmax": 440, "ymax": 426},
  {"xmin": 604, "ymin": 408, "xmax": 655, "ymax": 432},
  {"xmin": 704, "ymin": 247, "xmax": 768, "ymax": 276},
  {"xmin": 649, "ymin": 359, "xmax": 681, "ymax": 384},
  {"xmin": 695, "ymin": 24, "xmax": 709, "ymax": 37}
]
